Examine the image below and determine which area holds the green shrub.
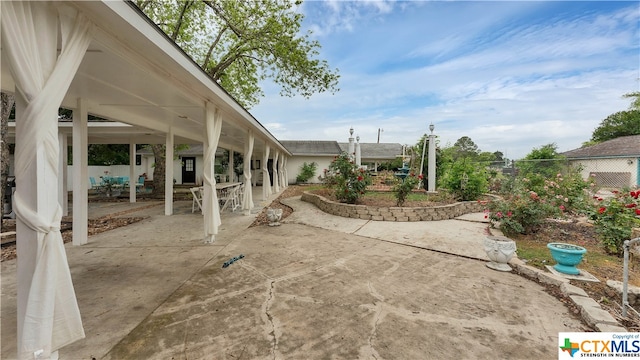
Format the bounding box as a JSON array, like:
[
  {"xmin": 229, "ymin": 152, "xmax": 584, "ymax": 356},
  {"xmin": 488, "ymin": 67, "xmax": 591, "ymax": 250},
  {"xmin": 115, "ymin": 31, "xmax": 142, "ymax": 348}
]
[
  {"xmin": 296, "ymin": 162, "xmax": 317, "ymax": 183},
  {"xmin": 440, "ymin": 160, "xmax": 488, "ymax": 201}
]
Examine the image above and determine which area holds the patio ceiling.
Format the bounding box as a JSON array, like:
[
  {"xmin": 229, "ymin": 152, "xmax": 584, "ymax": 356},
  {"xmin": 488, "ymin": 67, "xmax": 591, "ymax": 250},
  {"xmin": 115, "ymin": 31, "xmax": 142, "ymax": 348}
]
[{"xmin": 1, "ymin": 0, "xmax": 289, "ymax": 155}]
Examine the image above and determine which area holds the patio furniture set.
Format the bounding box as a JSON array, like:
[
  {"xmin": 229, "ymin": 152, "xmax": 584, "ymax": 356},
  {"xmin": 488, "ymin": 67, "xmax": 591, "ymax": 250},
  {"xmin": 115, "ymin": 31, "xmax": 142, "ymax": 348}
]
[
  {"xmin": 90, "ymin": 176, "xmax": 146, "ymax": 196},
  {"xmin": 191, "ymin": 182, "xmax": 243, "ymax": 214}
]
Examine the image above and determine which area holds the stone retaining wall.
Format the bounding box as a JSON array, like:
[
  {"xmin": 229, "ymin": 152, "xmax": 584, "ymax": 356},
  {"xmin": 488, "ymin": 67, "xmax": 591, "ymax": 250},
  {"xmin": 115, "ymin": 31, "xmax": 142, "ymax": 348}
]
[{"xmin": 301, "ymin": 191, "xmax": 488, "ymax": 222}]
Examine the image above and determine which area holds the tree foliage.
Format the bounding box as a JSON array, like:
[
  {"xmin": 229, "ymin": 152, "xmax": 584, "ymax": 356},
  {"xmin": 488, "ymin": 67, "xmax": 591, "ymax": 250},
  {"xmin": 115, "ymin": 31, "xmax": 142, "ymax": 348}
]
[
  {"xmin": 518, "ymin": 143, "xmax": 565, "ymax": 190},
  {"xmin": 135, "ymin": 0, "xmax": 339, "ymax": 108},
  {"xmin": 590, "ymin": 110, "xmax": 640, "ymax": 143},
  {"xmin": 452, "ymin": 136, "xmax": 480, "ymax": 160},
  {"xmin": 623, "ymin": 91, "xmax": 640, "ymax": 110},
  {"xmin": 134, "ymin": 0, "xmax": 339, "ymax": 193},
  {"xmin": 1, "ymin": 92, "xmax": 14, "ymax": 218},
  {"xmin": 440, "ymin": 158, "xmax": 488, "ymax": 201},
  {"xmin": 87, "ymin": 145, "xmax": 131, "ymax": 166}
]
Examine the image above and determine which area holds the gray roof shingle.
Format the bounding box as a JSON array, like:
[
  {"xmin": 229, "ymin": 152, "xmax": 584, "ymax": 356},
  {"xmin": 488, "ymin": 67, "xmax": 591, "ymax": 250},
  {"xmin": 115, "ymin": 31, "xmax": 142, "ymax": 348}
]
[
  {"xmin": 280, "ymin": 141, "xmax": 342, "ymax": 156},
  {"xmin": 562, "ymin": 135, "xmax": 640, "ymax": 158},
  {"xmin": 338, "ymin": 142, "xmax": 403, "ymax": 160}
]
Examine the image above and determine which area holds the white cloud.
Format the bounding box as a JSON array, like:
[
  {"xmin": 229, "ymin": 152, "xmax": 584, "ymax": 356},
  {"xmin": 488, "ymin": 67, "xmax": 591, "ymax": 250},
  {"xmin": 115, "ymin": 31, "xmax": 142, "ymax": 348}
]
[{"xmin": 252, "ymin": 2, "xmax": 639, "ymax": 160}]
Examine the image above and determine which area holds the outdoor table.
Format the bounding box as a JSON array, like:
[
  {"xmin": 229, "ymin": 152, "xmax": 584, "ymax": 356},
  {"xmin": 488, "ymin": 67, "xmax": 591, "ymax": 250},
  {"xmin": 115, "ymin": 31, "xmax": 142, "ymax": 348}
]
[
  {"xmin": 192, "ymin": 182, "xmax": 243, "ymax": 214},
  {"xmin": 215, "ymin": 182, "xmax": 242, "ymax": 212}
]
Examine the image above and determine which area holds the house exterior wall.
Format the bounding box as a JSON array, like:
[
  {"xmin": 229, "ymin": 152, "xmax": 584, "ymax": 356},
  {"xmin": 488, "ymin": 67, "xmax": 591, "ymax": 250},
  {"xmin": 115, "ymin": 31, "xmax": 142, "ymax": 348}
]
[
  {"xmin": 286, "ymin": 155, "xmax": 334, "ymax": 184},
  {"xmin": 66, "ymin": 163, "xmax": 148, "ymax": 190},
  {"xmin": 570, "ymin": 157, "xmax": 639, "ymax": 187}
]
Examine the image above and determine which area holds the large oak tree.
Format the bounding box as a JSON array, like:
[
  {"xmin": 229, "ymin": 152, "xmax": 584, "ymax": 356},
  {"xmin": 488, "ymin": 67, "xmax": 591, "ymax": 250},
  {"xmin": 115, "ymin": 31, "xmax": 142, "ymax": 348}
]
[{"xmin": 134, "ymin": 0, "xmax": 340, "ymax": 193}]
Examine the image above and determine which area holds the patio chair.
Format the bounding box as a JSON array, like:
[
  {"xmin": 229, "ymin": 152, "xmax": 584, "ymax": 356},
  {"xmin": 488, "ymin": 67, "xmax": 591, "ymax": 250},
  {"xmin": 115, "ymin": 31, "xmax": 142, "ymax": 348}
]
[
  {"xmin": 121, "ymin": 176, "xmax": 130, "ymax": 189},
  {"xmin": 219, "ymin": 184, "xmax": 241, "ymax": 212},
  {"xmin": 135, "ymin": 176, "xmax": 145, "ymax": 193},
  {"xmin": 114, "ymin": 176, "xmax": 126, "ymax": 189},
  {"xmin": 89, "ymin": 177, "xmax": 102, "ymax": 191},
  {"xmin": 191, "ymin": 187, "xmax": 203, "ymax": 214}
]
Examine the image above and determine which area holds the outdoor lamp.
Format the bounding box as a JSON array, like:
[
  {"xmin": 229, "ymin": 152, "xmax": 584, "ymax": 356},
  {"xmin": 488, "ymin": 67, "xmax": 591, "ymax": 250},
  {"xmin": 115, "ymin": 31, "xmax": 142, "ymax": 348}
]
[{"xmin": 429, "ymin": 123, "xmax": 435, "ymax": 134}]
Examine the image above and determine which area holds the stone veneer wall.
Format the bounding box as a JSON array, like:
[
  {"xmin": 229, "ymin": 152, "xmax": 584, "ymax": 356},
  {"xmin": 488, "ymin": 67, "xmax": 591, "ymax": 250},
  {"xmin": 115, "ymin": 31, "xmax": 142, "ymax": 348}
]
[{"xmin": 301, "ymin": 191, "xmax": 489, "ymax": 222}]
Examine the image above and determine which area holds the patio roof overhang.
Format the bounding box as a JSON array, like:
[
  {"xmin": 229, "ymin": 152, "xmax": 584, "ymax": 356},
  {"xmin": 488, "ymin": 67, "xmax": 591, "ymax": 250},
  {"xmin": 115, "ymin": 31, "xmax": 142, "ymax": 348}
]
[{"xmin": 1, "ymin": 0, "xmax": 290, "ymax": 156}]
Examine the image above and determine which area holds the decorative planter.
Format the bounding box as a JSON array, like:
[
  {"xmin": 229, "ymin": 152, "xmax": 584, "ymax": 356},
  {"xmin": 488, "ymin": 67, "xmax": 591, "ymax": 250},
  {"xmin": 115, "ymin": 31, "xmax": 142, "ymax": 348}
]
[
  {"xmin": 267, "ymin": 208, "xmax": 283, "ymax": 226},
  {"xmin": 483, "ymin": 235, "xmax": 517, "ymax": 272},
  {"xmin": 547, "ymin": 243, "xmax": 587, "ymax": 275}
]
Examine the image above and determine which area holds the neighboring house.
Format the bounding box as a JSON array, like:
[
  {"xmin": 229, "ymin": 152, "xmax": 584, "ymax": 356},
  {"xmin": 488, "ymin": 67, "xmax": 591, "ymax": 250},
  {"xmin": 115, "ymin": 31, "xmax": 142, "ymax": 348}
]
[
  {"xmin": 562, "ymin": 135, "xmax": 640, "ymax": 188},
  {"xmin": 281, "ymin": 140, "xmax": 403, "ymax": 184},
  {"xmin": 338, "ymin": 142, "xmax": 404, "ymax": 169},
  {"xmin": 281, "ymin": 141, "xmax": 343, "ymax": 184}
]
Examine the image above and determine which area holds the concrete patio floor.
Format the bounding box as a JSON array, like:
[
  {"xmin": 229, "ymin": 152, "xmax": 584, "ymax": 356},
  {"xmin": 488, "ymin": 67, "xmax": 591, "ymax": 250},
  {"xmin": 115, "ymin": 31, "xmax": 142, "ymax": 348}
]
[{"xmin": 1, "ymin": 194, "xmax": 589, "ymax": 359}]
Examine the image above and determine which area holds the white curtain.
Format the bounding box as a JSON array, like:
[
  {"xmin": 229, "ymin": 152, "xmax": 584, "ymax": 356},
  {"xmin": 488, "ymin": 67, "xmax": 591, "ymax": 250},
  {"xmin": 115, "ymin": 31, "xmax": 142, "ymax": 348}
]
[
  {"xmin": 203, "ymin": 104, "xmax": 222, "ymax": 243},
  {"xmin": 283, "ymin": 156, "xmax": 289, "ymax": 187},
  {"xmin": 1, "ymin": 2, "xmax": 91, "ymax": 358},
  {"xmin": 273, "ymin": 151, "xmax": 280, "ymax": 193},
  {"xmin": 262, "ymin": 145, "xmax": 271, "ymax": 200},
  {"xmin": 279, "ymin": 156, "xmax": 286, "ymax": 189},
  {"xmin": 242, "ymin": 130, "xmax": 254, "ymax": 214}
]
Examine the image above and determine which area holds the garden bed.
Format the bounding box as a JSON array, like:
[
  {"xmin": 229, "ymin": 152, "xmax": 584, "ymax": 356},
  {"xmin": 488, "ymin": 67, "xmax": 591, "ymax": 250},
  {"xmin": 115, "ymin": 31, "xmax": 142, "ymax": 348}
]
[{"xmin": 301, "ymin": 189, "xmax": 492, "ymax": 221}]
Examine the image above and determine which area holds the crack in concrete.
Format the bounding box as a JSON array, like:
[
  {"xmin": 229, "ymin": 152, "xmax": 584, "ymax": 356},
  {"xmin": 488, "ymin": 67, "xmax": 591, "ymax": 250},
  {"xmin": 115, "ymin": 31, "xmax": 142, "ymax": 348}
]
[
  {"xmin": 364, "ymin": 281, "xmax": 384, "ymax": 360},
  {"xmin": 262, "ymin": 279, "xmax": 282, "ymax": 360}
]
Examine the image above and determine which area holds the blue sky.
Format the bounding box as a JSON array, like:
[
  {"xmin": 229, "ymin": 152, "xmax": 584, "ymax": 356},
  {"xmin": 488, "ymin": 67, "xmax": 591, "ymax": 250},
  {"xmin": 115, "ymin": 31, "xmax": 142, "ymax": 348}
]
[{"xmin": 251, "ymin": 1, "xmax": 639, "ymax": 159}]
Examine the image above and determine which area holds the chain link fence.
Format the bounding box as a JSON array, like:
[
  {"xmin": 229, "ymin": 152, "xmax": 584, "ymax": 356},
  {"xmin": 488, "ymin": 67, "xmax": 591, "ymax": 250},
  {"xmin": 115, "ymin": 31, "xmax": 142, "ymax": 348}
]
[{"xmin": 500, "ymin": 157, "xmax": 639, "ymax": 190}]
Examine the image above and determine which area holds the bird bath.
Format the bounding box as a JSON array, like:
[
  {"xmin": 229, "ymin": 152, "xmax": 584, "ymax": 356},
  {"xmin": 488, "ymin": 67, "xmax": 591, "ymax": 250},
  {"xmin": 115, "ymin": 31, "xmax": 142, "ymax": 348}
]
[{"xmin": 395, "ymin": 164, "xmax": 410, "ymax": 182}]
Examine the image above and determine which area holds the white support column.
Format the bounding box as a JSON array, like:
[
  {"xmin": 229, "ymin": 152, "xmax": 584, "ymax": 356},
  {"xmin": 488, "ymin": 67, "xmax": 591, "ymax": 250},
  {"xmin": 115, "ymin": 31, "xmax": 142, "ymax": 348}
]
[
  {"xmin": 227, "ymin": 149, "xmax": 234, "ymax": 183},
  {"xmin": 5, "ymin": 3, "xmax": 90, "ymax": 355},
  {"xmin": 72, "ymin": 98, "xmax": 88, "ymax": 246},
  {"xmin": 165, "ymin": 128, "xmax": 174, "ymax": 215},
  {"xmin": 348, "ymin": 127, "xmax": 355, "ymax": 158},
  {"xmin": 428, "ymin": 129, "xmax": 436, "ymax": 192},
  {"xmin": 14, "ymin": 92, "xmax": 38, "ymax": 357},
  {"xmin": 129, "ymin": 142, "xmax": 136, "ymax": 203},
  {"xmin": 58, "ymin": 131, "xmax": 68, "ymax": 216},
  {"xmin": 273, "ymin": 151, "xmax": 280, "ymax": 193},
  {"xmin": 242, "ymin": 130, "xmax": 254, "ymax": 215},
  {"xmin": 279, "ymin": 155, "xmax": 286, "ymax": 189},
  {"xmin": 282, "ymin": 156, "xmax": 289, "ymax": 187},
  {"xmin": 355, "ymin": 135, "xmax": 362, "ymax": 167},
  {"xmin": 262, "ymin": 144, "xmax": 271, "ymax": 200}
]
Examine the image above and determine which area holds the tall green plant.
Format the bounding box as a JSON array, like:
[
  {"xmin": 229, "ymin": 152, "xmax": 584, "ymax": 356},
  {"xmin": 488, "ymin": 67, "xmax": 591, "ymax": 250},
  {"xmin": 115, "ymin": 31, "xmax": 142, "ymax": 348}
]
[
  {"xmin": 440, "ymin": 159, "xmax": 488, "ymax": 201},
  {"xmin": 296, "ymin": 161, "xmax": 317, "ymax": 183}
]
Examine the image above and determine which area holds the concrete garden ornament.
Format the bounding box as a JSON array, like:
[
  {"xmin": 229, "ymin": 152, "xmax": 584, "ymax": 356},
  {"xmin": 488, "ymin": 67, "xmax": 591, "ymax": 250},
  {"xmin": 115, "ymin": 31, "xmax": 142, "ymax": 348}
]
[
  {"xmin": 267, "ymin": 208, "xmax": 283, "ymax": 226},
  {"xmin": 483, "ymin": 235, "xmax": 517, "ymax": 271}
]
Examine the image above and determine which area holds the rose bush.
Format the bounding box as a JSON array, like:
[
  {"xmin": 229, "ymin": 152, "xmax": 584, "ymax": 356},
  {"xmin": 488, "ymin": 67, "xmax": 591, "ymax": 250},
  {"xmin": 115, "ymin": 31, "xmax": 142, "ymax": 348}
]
[
  {"xmin": 322, "ymin": 152, "xmax": 371, "ymax": 204},
  {"xmin": 486, "ymin": 169, "xmax": 594, "ymax": 236},
  {"xmin": 392, "ymin": 173, "xmax": 422, "ymax": 206},
  {"xmin": 588, "ymin": 189, "xmax": 640, "ymax": 255}
]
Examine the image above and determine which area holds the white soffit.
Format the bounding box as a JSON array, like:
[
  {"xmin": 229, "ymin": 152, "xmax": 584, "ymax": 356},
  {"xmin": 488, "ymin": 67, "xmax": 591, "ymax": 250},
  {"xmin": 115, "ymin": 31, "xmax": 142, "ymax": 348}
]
[{"xmin": 1, "ymin": 0, "xmax": 291, "ymax": 156}]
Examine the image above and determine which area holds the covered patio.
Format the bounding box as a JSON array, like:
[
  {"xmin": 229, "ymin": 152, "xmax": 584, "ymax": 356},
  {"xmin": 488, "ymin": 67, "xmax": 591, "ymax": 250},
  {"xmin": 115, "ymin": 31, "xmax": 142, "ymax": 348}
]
[{"xmin": 1, "ymin": 1, "xmax": 289, "ymax": 357}]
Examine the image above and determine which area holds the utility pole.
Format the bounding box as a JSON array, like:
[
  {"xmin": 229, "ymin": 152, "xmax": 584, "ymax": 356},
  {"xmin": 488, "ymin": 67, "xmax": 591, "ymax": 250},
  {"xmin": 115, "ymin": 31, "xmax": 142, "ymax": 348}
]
[{"xmin": 377, "ymin": 128, "xmax": 383, "ymax": 143}]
